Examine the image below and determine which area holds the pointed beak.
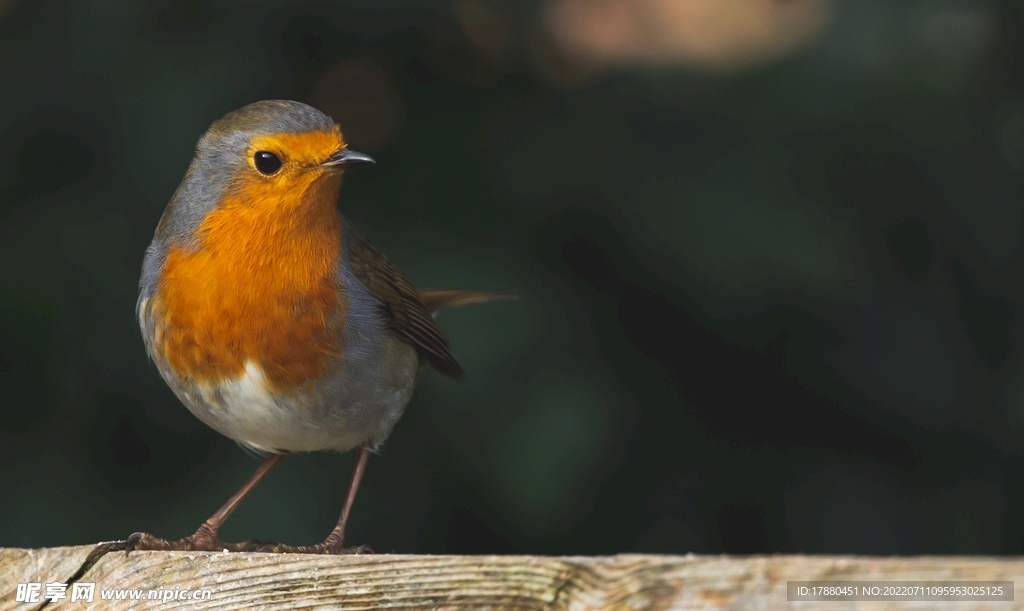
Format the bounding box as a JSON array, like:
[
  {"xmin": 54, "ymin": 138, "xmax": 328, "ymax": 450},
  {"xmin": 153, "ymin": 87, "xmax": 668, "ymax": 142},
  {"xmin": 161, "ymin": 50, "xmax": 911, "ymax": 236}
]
[{"xmin": 321, "ymin": 149, "xmax": 375, "ymax": 169}]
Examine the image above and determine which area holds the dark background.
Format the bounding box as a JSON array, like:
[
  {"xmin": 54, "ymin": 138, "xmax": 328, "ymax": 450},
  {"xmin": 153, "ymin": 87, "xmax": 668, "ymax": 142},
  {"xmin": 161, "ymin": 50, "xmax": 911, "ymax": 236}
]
[{"xmin": 1, "ymin": 0, "xmax": 1022, "ymax": 555}]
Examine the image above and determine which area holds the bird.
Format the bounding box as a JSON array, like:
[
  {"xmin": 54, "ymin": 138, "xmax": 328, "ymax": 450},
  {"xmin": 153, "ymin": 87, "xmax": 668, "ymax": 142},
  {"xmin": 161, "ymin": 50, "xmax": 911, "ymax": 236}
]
[{"xmin": 127, "ymin": 100, "xmax": 505, "ymax": 554}]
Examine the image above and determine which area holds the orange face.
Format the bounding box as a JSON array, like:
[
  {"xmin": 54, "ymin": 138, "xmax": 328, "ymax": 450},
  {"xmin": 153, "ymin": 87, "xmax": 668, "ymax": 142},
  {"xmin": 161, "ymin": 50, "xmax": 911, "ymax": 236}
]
[
  {"xmin": 239, "ymin": 130, "xmax": 347, "ymax": 209},
  {"xmin": 153, "ymin": 128, "xmax": 350, "ymax": 391}
]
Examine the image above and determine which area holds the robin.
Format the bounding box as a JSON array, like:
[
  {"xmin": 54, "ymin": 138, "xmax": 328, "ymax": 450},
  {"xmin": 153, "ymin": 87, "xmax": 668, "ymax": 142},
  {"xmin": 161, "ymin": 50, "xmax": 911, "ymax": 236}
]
[{"xmin": 128, "ymin": 100, "xmax": 504, "ymax": 554}]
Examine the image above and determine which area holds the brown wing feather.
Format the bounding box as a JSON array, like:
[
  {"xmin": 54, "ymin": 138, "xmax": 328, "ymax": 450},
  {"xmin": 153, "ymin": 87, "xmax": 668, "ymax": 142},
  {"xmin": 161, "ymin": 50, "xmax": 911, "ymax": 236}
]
[
  {"xmin": 417, "ymin": 289, "xmax": 513, "ymax": 313},
  {"xmin": 343, "ymin": 220, "xmax": 465, "ymax": 379}
]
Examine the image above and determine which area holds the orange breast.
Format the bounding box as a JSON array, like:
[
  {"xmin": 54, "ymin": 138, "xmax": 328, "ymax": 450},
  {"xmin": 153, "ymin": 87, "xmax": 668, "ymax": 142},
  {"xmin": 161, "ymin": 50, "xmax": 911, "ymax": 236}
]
[{"xmin": 154, "ymin": 172, "xmax": 346, "ymax": 391}]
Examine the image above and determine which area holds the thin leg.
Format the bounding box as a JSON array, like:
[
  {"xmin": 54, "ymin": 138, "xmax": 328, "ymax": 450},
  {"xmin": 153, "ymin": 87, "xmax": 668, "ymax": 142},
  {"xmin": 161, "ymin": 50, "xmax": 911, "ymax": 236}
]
[
  {"xmin": 202, "ymin": 452, "xmax": 289, "ymax": 530},
  {"xmin": 126, "ymin": 452, "xmax": 288, "ymax": 553},
  {"xmin": 259, "ymin": 447, "xmax": 372, "ymax": 554}
]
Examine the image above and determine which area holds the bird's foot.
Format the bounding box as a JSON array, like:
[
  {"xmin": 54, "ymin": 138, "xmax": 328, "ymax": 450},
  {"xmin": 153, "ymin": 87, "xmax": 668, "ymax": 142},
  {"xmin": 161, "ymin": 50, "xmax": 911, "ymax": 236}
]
[
  {"xmin": 125, "ymin": 526, "xmax": 259, "ymax": 555},
  {"xmin": 255, "ymin": 539, "xmax": 372, "ymax": 555}
]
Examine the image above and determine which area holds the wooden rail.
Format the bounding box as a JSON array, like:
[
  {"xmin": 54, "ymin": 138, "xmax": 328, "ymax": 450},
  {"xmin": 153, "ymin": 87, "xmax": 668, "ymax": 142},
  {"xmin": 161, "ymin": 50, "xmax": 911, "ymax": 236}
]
[{"xmin": 1, "ymin": 543, "xmax": 1021, "ymax": 609}]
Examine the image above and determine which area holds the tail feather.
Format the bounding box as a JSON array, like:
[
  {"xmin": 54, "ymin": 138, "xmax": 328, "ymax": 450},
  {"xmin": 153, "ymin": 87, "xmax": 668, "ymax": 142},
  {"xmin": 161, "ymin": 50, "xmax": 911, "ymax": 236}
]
[{"xmin": 417, "ymin": 289, "xmax": 514, "ymax": 313}]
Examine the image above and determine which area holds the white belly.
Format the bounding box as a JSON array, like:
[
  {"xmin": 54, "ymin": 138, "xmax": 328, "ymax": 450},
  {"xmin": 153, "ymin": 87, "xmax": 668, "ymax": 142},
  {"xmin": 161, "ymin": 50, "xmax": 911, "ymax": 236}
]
[{"xmin": 164, "ymin": 334, "xmax": 419, "ymax": 454}]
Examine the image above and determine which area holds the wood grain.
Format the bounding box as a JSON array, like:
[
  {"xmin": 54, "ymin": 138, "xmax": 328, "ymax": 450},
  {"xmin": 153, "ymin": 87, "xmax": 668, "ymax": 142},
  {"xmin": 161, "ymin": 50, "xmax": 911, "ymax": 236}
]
[
  {"xmin": 0, "ymin": 544, "xmax": 110, "ymax": 611},
  {"xmin": 0, "ymin": 545, "xmax": 1021, "ymax": 610}
]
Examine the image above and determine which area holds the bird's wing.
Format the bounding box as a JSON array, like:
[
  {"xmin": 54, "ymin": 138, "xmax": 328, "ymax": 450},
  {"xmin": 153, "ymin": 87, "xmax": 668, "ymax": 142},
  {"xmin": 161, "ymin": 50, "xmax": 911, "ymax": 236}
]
[
  {"xmin": 343, "ymin": 219, "xmax": 465, "ymax": 379},
  {"xmin": 416, "ymin": 289, "xmax": 512, "ymax": 313}
]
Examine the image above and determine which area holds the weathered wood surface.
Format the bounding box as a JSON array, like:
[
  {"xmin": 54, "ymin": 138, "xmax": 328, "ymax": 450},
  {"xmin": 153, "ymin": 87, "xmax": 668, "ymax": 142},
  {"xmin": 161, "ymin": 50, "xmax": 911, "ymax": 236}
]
[{"xmin": 0, "ymin": 544, "xmax": 1021, "ymax": 610}]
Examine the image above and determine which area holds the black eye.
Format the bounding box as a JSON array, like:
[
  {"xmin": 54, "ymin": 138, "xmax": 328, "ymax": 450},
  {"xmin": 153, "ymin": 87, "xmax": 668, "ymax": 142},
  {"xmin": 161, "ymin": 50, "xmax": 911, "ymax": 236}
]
[{"xmin": 254, "ymin": 151, "xmax": 282, "ymax": 175}]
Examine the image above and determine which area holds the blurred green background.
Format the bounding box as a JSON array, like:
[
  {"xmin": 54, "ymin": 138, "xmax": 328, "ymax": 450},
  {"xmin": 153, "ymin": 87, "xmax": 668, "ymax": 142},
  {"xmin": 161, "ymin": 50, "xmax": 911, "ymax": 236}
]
[{"xmin": 1, "ymin": 0, "xmax": 1022, "ymax": 555}]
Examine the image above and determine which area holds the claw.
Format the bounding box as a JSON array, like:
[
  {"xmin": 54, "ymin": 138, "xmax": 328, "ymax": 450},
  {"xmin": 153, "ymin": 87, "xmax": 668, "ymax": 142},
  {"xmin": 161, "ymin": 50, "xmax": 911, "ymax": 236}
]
[
  {"xmin": 125, "ymin": 530, "xmax": 259, "ymax": 555},
  {"xmin": 255, "ymin": 540, "xmax": 372, "ymax": 555}
]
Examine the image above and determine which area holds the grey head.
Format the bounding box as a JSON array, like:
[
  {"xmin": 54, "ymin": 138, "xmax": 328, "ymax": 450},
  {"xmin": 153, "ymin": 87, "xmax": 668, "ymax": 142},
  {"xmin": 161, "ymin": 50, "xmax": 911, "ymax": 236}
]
[
  {"xmin": 138, "ymin": 100, "xmax": 356, "ymax": 305},
  {"xmin": 154, "ymin": 100, "xmax": 339, "ymax": 245}
]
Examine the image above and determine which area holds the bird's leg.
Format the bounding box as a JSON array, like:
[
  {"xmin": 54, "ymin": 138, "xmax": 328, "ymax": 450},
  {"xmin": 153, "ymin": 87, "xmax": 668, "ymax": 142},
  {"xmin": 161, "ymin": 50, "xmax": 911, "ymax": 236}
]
[
  {"xmin": 259, "ymin": 446, "xmax": 372, "ymax": 554},
  {"xmin": 126, "ymin": 452, "xmax": 288, "ymax": 554}
]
